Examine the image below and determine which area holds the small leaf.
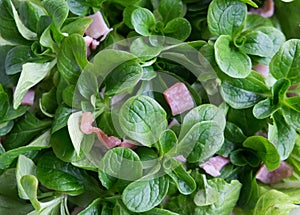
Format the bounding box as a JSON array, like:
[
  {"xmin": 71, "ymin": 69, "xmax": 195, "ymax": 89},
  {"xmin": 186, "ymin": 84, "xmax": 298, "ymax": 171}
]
[
  {"xmin": 43, "ymin": 0, "xmax": 69, "ymax": 28},
  {"xmin": 158, "ymin": 0, "xmax": 183, "ymax": 23},
  {"xmin": 122, "ymin": 175, "xmax": 169, "ymax": 212},
  {"xmin": 20, "ymin": 175, "xmax": 40, "ymax": 211},
  {"xmin": 163, "ymin": 18, "xmax": 191, "ymax": 41},
  {"xmin": 68, "ymin": 111, "xmax": 84, "ymax": 156},
  {"xmin": 13, "ymin": 60, "xmax": 56, "ymax": 109},
  {"xmin": 207, "ymin": 0, "xmax": 247, "ymax": 36},
  {"xmin": 131, "ymin": 8, "xmax": 155, "ymax": 36},
  {"xmin": 253, "ymin": 98, "xmax": 279, "ymax": 119},
  {"xmin": 243, "ymin": 136, "xmax": 281, "ymax": 171},
  {"xmin": 159, "ymin": 130, "xmax": 177, "ymax": 155},
  {"xmin": 215, "ymin": 35, "xmax": 251, "ymax": 78}
]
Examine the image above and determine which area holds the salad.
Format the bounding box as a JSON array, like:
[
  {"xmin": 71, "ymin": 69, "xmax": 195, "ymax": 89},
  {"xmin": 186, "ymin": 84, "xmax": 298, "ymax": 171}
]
[{"xmin": 0, "ymin": 0, "xmax": 300, "ymax": 214}]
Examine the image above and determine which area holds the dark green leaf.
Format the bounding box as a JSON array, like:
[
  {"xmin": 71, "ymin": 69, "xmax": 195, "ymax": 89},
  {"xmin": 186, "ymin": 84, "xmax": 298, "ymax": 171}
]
[
  {"xmin": 131, "ymin": 8, "xmax": 156, "ymax": 36},
  {"xmin": 122, "ymin": 175, "xmax": 169, "ymax": 212},
  {"xmin": 98, "ymin": 147, "xmax": 143, "ymax": 186},
  {"xmin": 239, "ymin": 31, "xmax": 273, "ymax": 57},
  {"xmin": 104, "ymin": 60, "xmax": 143, "ymax": 96},
  {"xmin": 4, "ymin": 113, "xmax": 51, "ymax": 150},
  {"xmin": 43, "ymin": 0, "xmax": 69, "ymax": 29},
  {"xmin": 220, "ymin": 71, "xmax": 270, "ymax": 109},
  {"xmin": 243, "ymin": 136, "xmax": 280, "ymax": 171},
  {"xmin": 36, "ymin": 152, "xmax": 87, "ymax": 195},
  {"xmin": 207, "ymin": 0, "xmax": 247, "ymax": 36},
  {"xmin": 0, "ymin": 121, "xmax": 14, "ymax": 136},
  {"xmin": 215, "ymin": 35, "xmax": 251, "ymax": 78},
  {"xmin": 57, "ymin": 34, "xmax": 88, "ymax": 84},
  {"xmin": 270, "ymin": 39, "xmax": 300, "ymax": 84},
  {"xmin": 78, "ymin": 198, "xmax": 101, "ymax": 215},
  {"xmin": 269, "ymin": 111, "xmax": 296, "ymax": 160},
  {"xmin": 0, "ymin": 131, "xmax": 51, "ymax": 170},
  {"xmin": 158, "ymin": 0, "xmax": 183, "ymax": 23},
  {"xmin": 119, "ymin": 95, "xmax": 167, "ymax": 147},
  {"xmin": 178, "ymin": 121, "xmax": 224, "ymax": 163},
  {"xmin": 51, "ymin": 106, "xmax": 73, "ymax": 134}
]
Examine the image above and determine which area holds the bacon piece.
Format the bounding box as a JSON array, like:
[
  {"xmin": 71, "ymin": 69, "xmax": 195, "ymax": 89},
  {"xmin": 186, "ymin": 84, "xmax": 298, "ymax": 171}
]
[
  {"xmin": 249, "ymin": 0, "xmax": 274, "ymax": 18},
  {"xmin": 85, "ymin": 11, "xmax": 113, "ymax": 41},
  {"xmin": 119, "ymin": 139, "xmax": 137, "ymax": 149},
  {"xmin": 256, "ymin": 161, "xmax": 293, "ymax": 184},
  {"xmin": 199, "ymin": 156, "xmax": 230, "ymax": 177},
  {"xmin": 164, "ymin": 82, "xmax": 195, "ymax": 116},
  {"xmin": 80, "ymin": 112, "xmax": 121, "ymax": 149},
  {"xmin": 174, "ymin": 155, "xmax": 187, "ymax": 163},
  {"xmin": 12, "ymin": 88, "xmax": 35, "ymax": 106},
  {"xmin": 167, "ymin": 118, "xmax": 180, "ymax": 129},
  {"xmin": 253, "ymin": 63, "xmax": 269, "ymax": 78}
]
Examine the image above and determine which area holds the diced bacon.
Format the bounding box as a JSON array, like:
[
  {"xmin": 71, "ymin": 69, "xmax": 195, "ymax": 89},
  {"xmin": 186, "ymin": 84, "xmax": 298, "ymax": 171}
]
[
  {"xmin": 253, "ymin": 64, "xmax": 269, "ymax": 78},
  {"xmin": 174, "ymin": 155, "xmax": 187, "ymax": 163},
  {"xmin": 119, "ymin": 139, "xmax": 137, "ymax": 149},
  {"xmin": 256, "ymin": 161, "xmax": 293, "ymax": 184},
  {"xmin": 168, "ymin": 118, "xmax": 180, "ymax": 129},
  {"xmin": 249, "ymin": 0, "xmax": 274, "ymax": 18},
  {"xmin": 80, "ymin": 112, "xmax": 121, "ymax": 149},
  {"xmin": 199, "ymin": 156, "xmax": 230, "ymax": 177},
  {"xmin": 21, "ymin": 89, "xmax": 35, "ymax": 106},
  {"xmin": 164, "ymin": 82, "xmax": 195, "ymax": 116},
  {"xmin": 85, "ymin": 11, "xmax": 113, "ymax": 41}
]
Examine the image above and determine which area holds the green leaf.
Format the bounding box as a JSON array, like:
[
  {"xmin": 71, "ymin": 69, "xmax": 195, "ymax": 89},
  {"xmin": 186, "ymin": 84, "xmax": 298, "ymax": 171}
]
[
  {"xmin": 159, "ymin": 130, "xmax": 177, "ymax": 155},
  {"xmin": 243, "ymin": 136, "xmax": 280, "ymax": 171},
  {"xmin": 78, "ymin": 198, "xmax": 101, "ymax": 215},
  {"xmin": 98, "ymin": 147, "xmax": 143, "ymax": 186},
  {"xmin": 253, "ymin": 98, "xmax": 279, "ymax": 119},
  {"xmin": 220, "ymin": 71, "xmax": 270, "ymax": 109},
  {"xmin": 238, "ymin": 31, "xmax": 273, "ymax": 57},
  {"xmin": 51, "ymin": 106, "xmax": 73, "ymax": 134},
  {"xmin": 0, "ymin": 87, "xmax": 9, "ymax": 120},
  {"xmin": 119, "ymin": 95, "xmax": 167, "ymax": 147},
  {"xmin": 13, "ymin": 60, "xmax": 57, "ymax": 109},
  {"xmin": 43, "ymin": 0, "xmax": 69, "ymax": 29},
  {"xmin": 163, "ymin": 158, "xmax": 196, "ymax": 195},
  {"xmin": 253, "ymin": 190, "xmax": 297, "ymax": 215},
  {"xmin": 0, "ymin": 1, "xmax": 29, "ymax": 44},
  {"xmin": 0, "ymin": 195, "xmax": 33, "ymax": 214},
  {"xmin": 93, "ymin": 49, "xmax": 137, "ymax": 77},
  {"xmin": 245, "ymin": 14, "xmax": 273, "ymax": 30},
  {"xmin": 4, "ymin": 113, "xmax": 51, "ymax": 150},
  {"xmin": 122, "ymin": 175, "xmax": 169, "ymax": 212},
  {"xmin": 36, "ymin": 152, "xmax": 86, "ymax": 195},
  {"xmin": 180, "ymin": 104, "xmax": 226, "ymax": 139},
  {"xmin": 0, "ymin": 121, "xmax": 14, "ymax": 136},
  {"xmin": 20, "ymin": 175, "xmax": 40, "ymax": 211},
  {"xmin": 272, "ymin": 78, "xmax": 290, "ymax": 105},
  {"xmin": 5, "ymin": 45, "xmax": 34, "ymax": 75},
  {"xmin": 158, "ymin": 0, "xmax": 183, "ymax": 23},
  {"xmin": 178, "ymin": 121, "xmax": 224, "ymax": 163},
  {"xmin": 61, "ymin": 17, "xmax": 93, "ymax": 35},
  {"xmin": 207, "ymin": 0, "xmax": 247, "ymax": 36},
  {"xmin": 195, "ymin": 178, "xmax": 242, "ymax": 215},
  {"xmin": 8, "ymin": 0, "xmax": 37, "ymax": 40},
  {"xmin": 77, "ymin": 69, "xmax": 98, "ymax": 99},
  {"xmin": 131, "ymin": 8, "xmax": 156, "ymax": 36},
  {"xmin": 269, "ymin": 111, "xmax": 296, "ymax": 160},
  {"xmin": 130, "ymin": 37, "xmax": 163, "ymax": 61},
  {"xmin": 282, "ymin": 106, "xmax": 300, "ymax": 132},
  {"xmin": 0, "ymin": 130, "xmax": 51, "ymax": 170},
  {"xmin": 16, "ymin": 155, "xmax": 36, "ymax": 200},
  {"xmin": 57, "ymin": 34, "xmax": 88, "ymax": 84},
  {"xmin": 104, "ymin": 60, "xmax": 143, "ymax": 96},
  {"xmin": 140, "ymin": 208, "xmax": 179, "ymax": 215},
  {"xmin": 193, "ymin": 174, "xmax": 219, "ymax": 206},
  {"xmin": 163, "ymin": 18, "xmax": 191, "ymax": 41},
  {"xmin": 68, "ymin": 112, "xmax": 84, "ymax": 156},
  {"xmin": 215, "ymin": 35, "xmax": 251, "ymax": 78},
  {"xmin": 270, "ymin": 39, "xmax": 300, "ymax": 84}
]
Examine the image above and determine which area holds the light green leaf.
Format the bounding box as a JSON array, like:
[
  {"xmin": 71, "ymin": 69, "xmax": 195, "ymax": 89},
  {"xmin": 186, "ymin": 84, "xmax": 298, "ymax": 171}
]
[
  {"xmin": 253, "ymin": 98, "xmax": 279, "ymax": 119},
  {"xmin": 282, "ymin": 106, "xmax": 300, "ymax": 132},
  {"xmin": 43, "ymin": 0, "xmax": 69, "ymax": 29},
  {"xmin": 207, "ymin": 0, "xmax": 247, "ymax": 36},
  {"xmin": 215, "ymin": 35, "xmax": 251, "ymax": 78},
  {"xmin": 253, "ymin": 190, "xmax": 297, "ymax": 215},
  {"xmin": 13, "ymin": 59, "xmax": 56, "ymax": 109},
  {"xmin": 68, "ymin": 111, "xmax": 84, "ymax": 156},
  {"xmin": 119, "ymin": 95, "xmax": 167, "ymax": 147},
  {"xmin": 130, "ymin": 37, "xmax": 163, "ymax": 61},
  {"xmin": 16, "ymin": 155, "xmax": 36, "ymax": 200},
  {"xmin": 164, "ymin": 18, "xmax": 191, "ymax": 41},
  {"xmin": 20, "ymin": 175, "xmax": 40, "ymax": 211}
]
